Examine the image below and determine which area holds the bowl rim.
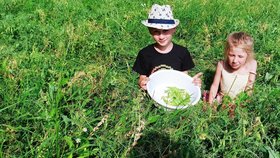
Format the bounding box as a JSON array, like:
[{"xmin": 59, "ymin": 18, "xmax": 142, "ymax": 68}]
[{"xmin": 147, "ymin": 69, "xmax": 201, "ymax": 109}]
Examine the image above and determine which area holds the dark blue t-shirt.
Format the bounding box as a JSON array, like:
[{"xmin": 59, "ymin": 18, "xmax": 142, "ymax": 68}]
[{"xmin": 133, "ymin": 43, "xmax": 195, "ymax": 76}]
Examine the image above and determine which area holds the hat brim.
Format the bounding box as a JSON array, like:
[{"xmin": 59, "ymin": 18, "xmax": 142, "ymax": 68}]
[{"xmin": 141, "ymin": 19, "xmax": 180, "ymax": 29}]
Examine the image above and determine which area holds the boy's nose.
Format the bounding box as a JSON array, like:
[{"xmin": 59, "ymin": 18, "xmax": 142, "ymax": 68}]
[{"xmin": 158, "ymin": 33, "xmax": 164, "ymax": 38}]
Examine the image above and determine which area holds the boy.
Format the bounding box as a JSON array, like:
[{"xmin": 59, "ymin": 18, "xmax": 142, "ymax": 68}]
[{"xmin": 133, "ymin": 4, "xmax": 202, "ymax": 90}]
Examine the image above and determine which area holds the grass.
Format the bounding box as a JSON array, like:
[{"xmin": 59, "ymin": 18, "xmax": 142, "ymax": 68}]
[{"xmin": 0, "ymin": 0, "xmax": 279, "ymax": 157}]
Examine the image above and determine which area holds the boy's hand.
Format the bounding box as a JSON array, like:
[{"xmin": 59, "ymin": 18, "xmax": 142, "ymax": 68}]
[
  {"xmin": 139, "ymin": 75, "xmax": 149, "ymax": 90},
  {"xmin": 192, "ymin": 72, "xmax": 203, "ymax": 88}
]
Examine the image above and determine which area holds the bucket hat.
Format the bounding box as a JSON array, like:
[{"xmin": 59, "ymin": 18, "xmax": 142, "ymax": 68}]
[{"xmin": 142, "ymin": 4, "xmax": 180, "ymax": 30}]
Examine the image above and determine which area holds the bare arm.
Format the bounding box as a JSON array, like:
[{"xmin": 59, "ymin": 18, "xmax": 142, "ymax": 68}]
[
  {"xmin": 245, "ymin": 60, "xmax": 257, "ymax": 94},
  {"xmin": 209, "ymin": 61, "xmax": 223, "ymax": 104}
]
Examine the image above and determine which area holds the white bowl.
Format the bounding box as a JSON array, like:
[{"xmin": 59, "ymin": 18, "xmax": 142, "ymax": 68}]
[{"xmin": 147, "ymin": 69, "xmax": 201, "ymax": 110}]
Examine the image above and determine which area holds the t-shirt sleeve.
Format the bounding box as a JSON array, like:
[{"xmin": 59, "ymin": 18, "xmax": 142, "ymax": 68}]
[
  {"xmin": 181, "ymin": 48, "xmax": 195, "ymax": 71},
  {"xmin": 132, "ymin": 52, "xmax": 148, "ymax": 75}
]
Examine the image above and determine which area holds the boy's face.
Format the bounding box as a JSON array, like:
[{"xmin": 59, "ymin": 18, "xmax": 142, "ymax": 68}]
[{"xmin": 148, "ymin": 27, "xmax": 176, "ymax": 47}]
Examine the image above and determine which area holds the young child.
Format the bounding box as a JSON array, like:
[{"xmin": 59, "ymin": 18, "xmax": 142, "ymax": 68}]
[
  {"xmin": 132, "ymin": 4, "xmax": 202, "ymax": 90},
  {"xmin": 207, "ymin": 31, "xmax": 257, "ymax": 104}
]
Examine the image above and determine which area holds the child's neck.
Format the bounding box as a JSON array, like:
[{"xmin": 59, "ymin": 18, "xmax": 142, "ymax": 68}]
[{"xmin": 154, "ymin": 42, "xmax": 173, "ymax": 54}]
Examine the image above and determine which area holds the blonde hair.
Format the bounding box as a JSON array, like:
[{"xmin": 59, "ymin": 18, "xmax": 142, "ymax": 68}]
[{"xmin": 225, "ymin": 32, "xmax": 255, "ymax": 62}]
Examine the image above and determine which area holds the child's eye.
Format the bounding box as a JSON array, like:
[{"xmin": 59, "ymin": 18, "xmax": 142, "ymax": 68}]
[
  {"xmin": 153, "ymin": 31, "xmax": 160, "ymax": 34},
  {"xmin": 151, "ymin": 31, "xmax": 159, "ymax": 35}
]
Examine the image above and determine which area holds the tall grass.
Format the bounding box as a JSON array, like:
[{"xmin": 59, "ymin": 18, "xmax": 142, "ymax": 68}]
[{"xmin": 0, "ymin": 0, "xmax": 279, "ymax": 157}]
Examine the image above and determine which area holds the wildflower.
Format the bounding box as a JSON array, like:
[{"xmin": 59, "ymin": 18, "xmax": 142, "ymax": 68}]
[
  {"xmin": 126, "ymin": 119, "xmax": 146, "ymax": 154},
  {"xmin": 199, "ymin": 133, "xmax": 207, "ymax": 140},
  {"xmin": 93, "ymin": 115, "xmax": 108, "ymax": 132},
  {"xmin": 75, "ymin": 138, "xmax": 81, "ymax": 144},
  {"xmin": 83, "ymin": 127, "xmax": 88, "ymax": 132}
]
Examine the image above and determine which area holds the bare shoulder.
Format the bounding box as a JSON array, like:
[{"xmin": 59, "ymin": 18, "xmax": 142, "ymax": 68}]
[
  {"xmin": 216, "ymin": 60, "xmax": 225, "ymax": 70},
  {"xmin": 217, "ymin": 60, "xmax": 223, "ymax": 67},
  {"xmin": 212, "ymin": 60, "xmax": 223, "ymax": 74},
  {"xmin": 246, "ymin": 59, "xmax": 257, "ymax": 73},
  {"xmin": 248, "ymin": 59, "xmax": 257, "ymax": 68}
]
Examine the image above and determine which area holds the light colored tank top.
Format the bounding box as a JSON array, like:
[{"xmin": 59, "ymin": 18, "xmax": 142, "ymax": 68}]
[{"xmin": 220, "ymin": 68, "xmax": 249, "ymax": 98}]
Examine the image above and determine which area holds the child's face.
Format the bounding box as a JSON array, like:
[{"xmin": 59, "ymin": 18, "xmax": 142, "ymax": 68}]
[
  {"xmin": 227, "ymin": 47, "xmax": 248, "ymax": 70},
  {"xmin": 148, "ymin": 28, "xmax": 176, "ymax": 47}
]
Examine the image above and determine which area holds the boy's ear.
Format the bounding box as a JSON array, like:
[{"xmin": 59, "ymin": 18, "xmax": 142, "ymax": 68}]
[{"xmin": 171, "ymin": 27, "xmax": 176, "ymax": 33}]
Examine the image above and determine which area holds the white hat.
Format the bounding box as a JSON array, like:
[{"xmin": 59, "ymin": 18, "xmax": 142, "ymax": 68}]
[{"xmin": 142, "ymin": 4, "xmax": 180, "ymax": 30}]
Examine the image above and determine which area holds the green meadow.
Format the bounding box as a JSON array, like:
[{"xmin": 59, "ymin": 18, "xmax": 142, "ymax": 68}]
[{"xmin": 0, "ymin": 0, "xmax": 279, "ymax": 157}]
